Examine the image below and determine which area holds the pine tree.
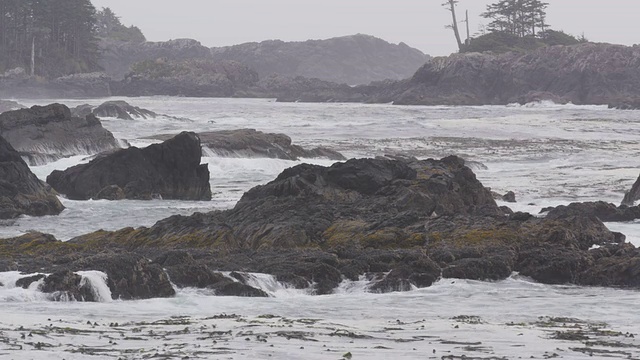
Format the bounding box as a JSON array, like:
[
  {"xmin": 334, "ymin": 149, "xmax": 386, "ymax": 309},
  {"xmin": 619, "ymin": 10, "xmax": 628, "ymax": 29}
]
[{"xmin": 481, "ymin": 0, "xmax": 548, "ymax": 38}]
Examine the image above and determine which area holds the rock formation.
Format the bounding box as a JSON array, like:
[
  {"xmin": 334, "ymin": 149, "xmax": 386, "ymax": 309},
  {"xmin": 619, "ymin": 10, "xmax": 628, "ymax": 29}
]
[
  {"xmin": 151, "ymin": 129, "xmax": 345, "ymax": 161},
  {"xmin": 0, "ymin": 103, "xmax": 120, "ymax": 165},
  {"xmin": 367, "ymin": 43, "xmax": 640, "ymax": 106},
  {"xmin": 0, "ymin": 135, "xmax": 64, "ymax": 219},
  {"xmin": 113, "ymin": 59, "xmax": 259, "ymax": 97},
  {"xmin": 622, "ymin": 174, "xmax": 640, "ymax": 206},
  {"xmin": 46, "ymin": 131, "xmax": 212, "ymax": 201},
  {"xmin": 210, "ymin": 34, "xmax": 430, "ymax": 85},
  {"xmin": 72, "ymin": 100, "xmax": 158, "ymax": 120}
]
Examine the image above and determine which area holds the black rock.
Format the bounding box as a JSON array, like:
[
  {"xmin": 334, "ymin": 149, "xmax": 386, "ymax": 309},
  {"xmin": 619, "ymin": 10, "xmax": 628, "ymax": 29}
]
[
  {"xmin": 47, "ymin": 131, "xmax": 212, "ymax": 201},
  {"xmin": 0, "ymin": 135, "xmax": 64, "ymax": 219},
  {"xmin": 0, "ymin": 103, "xmax": 119, "ymax": 165}
]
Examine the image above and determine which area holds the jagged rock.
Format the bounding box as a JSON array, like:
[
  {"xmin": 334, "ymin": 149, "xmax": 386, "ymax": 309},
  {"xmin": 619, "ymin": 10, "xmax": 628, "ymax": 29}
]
[
  {"xmin": 65, "ymin": 253, "xmax": 175, "ymax": 300},
  {"xmin": 0, "ymin": 135, "xmax": 64, "ymax": 219},
  {"xmin": 544, "ymin": 201, "xmax": 640, "ymax": 222},
  {"xmin": 40, "ymin": 270, "xmax": 96, "ymax": 301},
  {"xmin": 3, "ymin": 155, "xmax": 639, "ymax": 297},
  {"xmin": 364, "ymin": 43, "xmax": 640, "ymax": 106},
  {"xmin": 152, "ymin": 129, "xmax": 345, "ymax": 161},
  {"xmin": 490, "ymin": 190, "xmax": 517, "ymax": 203},
  {"xmin": 72, "ymin": 100, "xmax": 158, "ymax": 120},
  {"xmin": 0, "ymin": 103, "xmax": 119, "ymax": 165},
  {"xmin": 15, "ymin": 274, "xmax": 45, "ymax": 289},
  {"xmin": 94, "ymin": 185, "xmax": 125, "ymax": 201},
  {"xmin": 47, "ymin": 131, "xmax": 211, "ymax": 201},
  {"xmin": 622, "ymin": 174, "xmax": 640, "ymax": 206}
]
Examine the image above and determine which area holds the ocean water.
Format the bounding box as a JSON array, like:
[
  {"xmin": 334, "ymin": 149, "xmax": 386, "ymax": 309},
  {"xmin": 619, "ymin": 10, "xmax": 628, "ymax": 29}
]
[{"xmin": 1, "ymin": 97, "xmax": 640, "ymax": 359}]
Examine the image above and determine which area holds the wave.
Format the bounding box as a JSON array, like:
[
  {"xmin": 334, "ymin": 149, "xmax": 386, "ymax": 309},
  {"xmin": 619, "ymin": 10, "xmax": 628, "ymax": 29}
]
[{"xmin": 0, "ymin": 271, "xmax": 112, "ymax": 302}]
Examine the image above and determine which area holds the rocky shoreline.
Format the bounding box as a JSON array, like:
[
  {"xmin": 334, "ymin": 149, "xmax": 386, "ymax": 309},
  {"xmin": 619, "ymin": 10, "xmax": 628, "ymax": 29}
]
[
  {"xmin": 3, "ymin": 43, "xmax": 640, "ymax": 106},
  {"xmin": 2, "ymin": 154, "xmax": 640, "ymax": 301}
]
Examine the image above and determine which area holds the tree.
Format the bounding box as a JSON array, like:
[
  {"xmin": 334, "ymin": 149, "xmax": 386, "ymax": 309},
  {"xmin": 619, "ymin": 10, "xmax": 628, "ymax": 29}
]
[
  {"xmin": 443, "ymin": 0, "xmax": 463, "ymax": 52},
  {"xmin": 481, "ymin": 0, "xmax": 549, "ymax": 38},
  {"xmin": 0, "ymin": 0, "xmax": 101, "ymax": 77}
]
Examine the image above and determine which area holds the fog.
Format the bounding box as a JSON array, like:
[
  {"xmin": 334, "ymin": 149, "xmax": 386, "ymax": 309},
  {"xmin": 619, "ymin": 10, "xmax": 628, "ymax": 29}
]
[{"xmin": 91, "ymin": 0, "xmax": 638, "ymax": 55}]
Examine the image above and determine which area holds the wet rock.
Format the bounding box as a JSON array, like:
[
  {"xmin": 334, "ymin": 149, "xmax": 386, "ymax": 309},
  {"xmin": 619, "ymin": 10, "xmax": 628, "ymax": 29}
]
[
  {"xmin": 491, "ymin": 189, "xmax": 516, "ymax": 203},
  {"xmin": 0, "ymin": 135, "xmax": 64, "ymax": 219},
  {"xmin": 72, "ymin": 100, "xmax": 158, "ymax": 120},
  {"xmin": 47, "ymin": 132, "xmax": 211, "ymax": 201},
  {"xmin": 40, "ymin": 270, "xmax": 95, "ymax": 301},
  {"xmin": 65, "ymin": 253, "xmax": 175, "ymax": 300},
  {"xmin": 442, "ymin": 256, "xmax": 513, "ymax": 281},
  {"xmin": 622, "ymin": 174, "xmax": 640, "ymax": 206},
  {"xmin": 15, "ymin": 274, "xmax": 46, "ymax": 289},
  {"xmin": 151, "ymin": 129, "xmax": 345, "ymax": 161},
  {"xmin": 0, "ymin": 103, "xmax": 119, "ymax": 165},
  {"xmin": 94, "ymin": 185, "xmax": 125, "ymax": 201},
  {"xmin": 545, "ymin": 201, "xmax": 640, "ymax": 222}
]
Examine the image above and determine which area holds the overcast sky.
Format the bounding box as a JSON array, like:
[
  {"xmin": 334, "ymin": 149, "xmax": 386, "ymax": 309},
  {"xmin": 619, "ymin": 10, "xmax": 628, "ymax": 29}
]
[{"xmin": 90, "ymin": 0, "xmax": 638, "ymax": 56}]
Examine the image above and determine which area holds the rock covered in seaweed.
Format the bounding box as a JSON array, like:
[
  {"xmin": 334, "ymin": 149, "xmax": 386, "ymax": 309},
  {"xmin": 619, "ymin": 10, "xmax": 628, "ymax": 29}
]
[
  {"xmin": 0, "ymin": 135, "xmax": 64, "ymax": 219},
  {"xmin": 47, "ymin": 131, "xmax": 212, "ymax": 201},
  {"xmin": 0, "ymin": 103, "xmax": 120, "ymax": 165}
]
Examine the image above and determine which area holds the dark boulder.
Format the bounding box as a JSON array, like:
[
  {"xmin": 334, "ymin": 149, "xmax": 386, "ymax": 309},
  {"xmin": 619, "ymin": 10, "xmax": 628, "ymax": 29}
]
[
  {"xmin": 0, "ymin": 135, "xmax": 64, "ymax": 219},
  {"xmin": 65, "ymin": 253, "xmax": 175, "ymax": 300},
  {"xmin": 15, "ymin": 274, "xmax": 46, "ymax": 289},
  {"xmin": 40, "ymin": 270, "xmax": 96, "ymax": 301},
  {"xmin": 545, "ymin": 201, "xmax": 640, "ymax": 222},
  {"xmin": 47, "ymin": 131, "xmax": 212, "ymax": 201},
  {"xmin": 151, "ymin": 129, "xmax": 345, "ymax": 161},
  {"xmin": 0, "ymin": 103, "xmax": 119, "ymax": 165}
]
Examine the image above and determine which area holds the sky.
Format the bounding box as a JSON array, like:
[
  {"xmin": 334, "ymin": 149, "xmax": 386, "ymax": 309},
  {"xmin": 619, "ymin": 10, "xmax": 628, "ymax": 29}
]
[{"xmin": 90, "ymin": 0, "xmax": 639, "ymax": 56}]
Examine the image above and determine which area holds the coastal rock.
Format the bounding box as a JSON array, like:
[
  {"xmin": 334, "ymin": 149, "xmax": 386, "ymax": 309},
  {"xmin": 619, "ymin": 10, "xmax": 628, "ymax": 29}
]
[
  {"xmin": 152, "ymin": 129, "xmax": 345, "ymax": 161},
  {"xmin": 46, "ymin": 131, "xmax": 211, "ymax": 201},
  {"xmin": 622, "ymin": 174, "xmax": 640, "ymax": 206},
  {"xmin": 0, "ymin": 103, "xmax": 120, "ymax": 165},
  {"xmin": 66, "ymin": 253, "xmax": 175, "ymax": 300},
  {"xmin": 0, "ymin": 135, "xmax": 64, "ymax": 219},
  {"xmin": 210, "ymin": 34, "xmax": 430, "ymax": 85},
  {"xmin": 367, "ymin": 43, "xmax": 640, "ymax": 106},
  {"xmin": 72, "ymin": 100, "xmax": 158, "ymax": 120},
  {"xmin": 40, "ymin": 270, "xmax": 95, "ymax": 301},
  {"xmin": 544, "ymin": 201, "xmax": 640, "ymax": 222},
  {"xmin": 4, "ymin": 155, "xmax": 638, "ymax": 297},
  {"xmin": 113, "ymin": 59, "xmax": 259, "ymax": 97}
]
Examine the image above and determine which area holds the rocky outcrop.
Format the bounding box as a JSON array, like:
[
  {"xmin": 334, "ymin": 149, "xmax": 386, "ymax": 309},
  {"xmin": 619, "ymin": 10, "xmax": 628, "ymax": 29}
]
[
  {"xmin": 240, "ymin": 75, "xmax": 371, "ymax": 103},
  {"xmin": 0, "ymin": 135, "xmax": 64, "ymax": 219},
  {"xmin": 3, "ymin": 155, "xmax": 638, "ymax": 298},
  {"xmin": 151, "ymin": 129, "xmax": 345, "ymax": 161},
  {"xmin": 622, "ymin": 174, "xmax": 640, "ymax": 206},
  {"xmin": 367, "ymin": 43, "xmax": 640, "ymax": 106},
  {"xmin": 72, "ymin": 100, "xmax": 158, "ymax": 120},
  {"xmin": 46, "ymin": 132, "xmax": 211, "ymax": 201},
  {"xmin": 542, "ymin": 201, "xmax": 640, "ymax": 222},
  {"xmin": 0, "ymin": 103, "xmax": 120, "ymax": 165},
  {"xmin": 113, "ymin": 59, "xmax": 259, "ymax": 97}
]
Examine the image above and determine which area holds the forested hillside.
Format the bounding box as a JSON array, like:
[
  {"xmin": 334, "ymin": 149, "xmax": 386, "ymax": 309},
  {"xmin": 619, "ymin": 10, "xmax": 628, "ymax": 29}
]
[{"xmin": 0, "ymin": 0, "xmax": 100, "ymax": 77}]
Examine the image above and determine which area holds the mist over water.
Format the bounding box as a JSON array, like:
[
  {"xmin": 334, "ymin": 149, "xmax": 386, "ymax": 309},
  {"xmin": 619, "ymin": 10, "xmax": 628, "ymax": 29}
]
[{"xmin": 2, "ymin": 97, "xmax": 640, "ymax": 358}]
